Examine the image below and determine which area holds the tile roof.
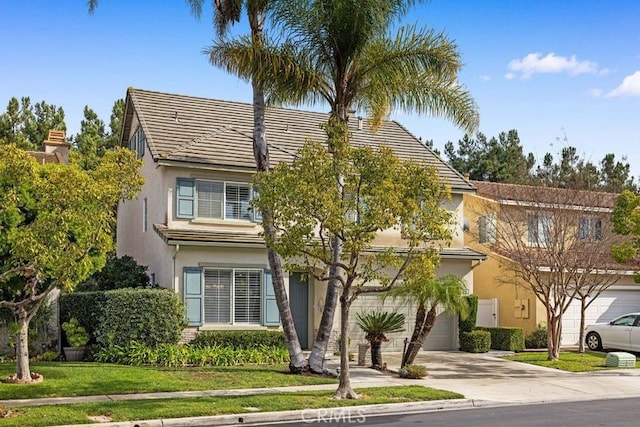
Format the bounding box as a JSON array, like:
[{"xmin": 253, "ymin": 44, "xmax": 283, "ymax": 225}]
[
  {"xmin": 471, "ymin": 180, "xmax": 618, "ymax": 209},
  {"xmin": 124, "ymin": 88, "xmax": 475, "ymax": 192},
  {"xmin": 153, "ymin": 224, "xmax": 486, "ymax": 260}
]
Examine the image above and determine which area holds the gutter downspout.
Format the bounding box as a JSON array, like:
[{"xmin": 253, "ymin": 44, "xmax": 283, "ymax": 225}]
[{"xmin": 173, "ymin": 244, "xmax": 180, "ymax": 294}]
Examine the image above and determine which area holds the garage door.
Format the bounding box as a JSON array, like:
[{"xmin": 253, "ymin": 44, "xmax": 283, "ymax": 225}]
[
  {"xmin": 423, "ymin": 311, "xmax": 457, "ymax": 351},
  {"xmin": 562, "ymin": 288, "xmax": 640, "ymax": 346}
]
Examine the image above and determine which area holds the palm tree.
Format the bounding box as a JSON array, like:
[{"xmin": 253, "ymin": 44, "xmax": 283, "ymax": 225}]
[
  {"xmin": 188, "ymin": 0, "xmax": 308, "ymax": 373},
  {"xmin": 356, "ymin": 311, "xmax": 405, "ymax": 370},
  {"xmin": 387, "ymin": 274, "xmax": 470, "ymax": 366},
  {"xmin": 208, "ymin": 0, "xmax": 479, "ymax": 395},
  {"xmin": 88, "ymin": 0, "xmax": 308, "ymax": 373}
]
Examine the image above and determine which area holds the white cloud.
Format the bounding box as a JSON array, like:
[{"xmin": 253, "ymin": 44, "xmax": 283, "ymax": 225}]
[
  {"xmin": 606, "ymin": 71, "xmax": 640, "ymax": 97},
  {"xmin": 589, "ymin": 88, "xmax": 603, "ymax": 97},
  {"xmin": 479, "ymin": 75, "xmax": 491, "ymax": 81},
  {"xmin": 507, "ymin": 52, "xmax": 601, "ymax": 79},
  {"xmin": 505, "ymin": 72, "xmax": 515, "ymax": 80}
]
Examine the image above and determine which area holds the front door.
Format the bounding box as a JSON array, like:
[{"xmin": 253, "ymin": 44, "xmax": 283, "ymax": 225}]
[{"xmin": 289, "ymin": 273, "xmax": 309, "ymax": 350}]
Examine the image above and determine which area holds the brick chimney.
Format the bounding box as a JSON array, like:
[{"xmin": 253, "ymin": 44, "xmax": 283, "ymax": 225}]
[{"xmin": 43, "ymin": 130, "xmax": 70, "ymax": 164}]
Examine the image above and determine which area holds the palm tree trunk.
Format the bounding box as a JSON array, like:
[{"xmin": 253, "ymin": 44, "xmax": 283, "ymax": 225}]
[
  {"xmin": 309, "ymin": 239, "xmax": 341, "ymax": 373},
  {"xmin": 370, "ymin": 340, "xmax": 383, "ymax": 369},
  {"xmin": 252, "ymin": 80, "xmax": 307, "ymax": 372},
  {"xmin": 334, "ymin": 292, "xmax": 358, "ymax": 399},
  {"xmin": 405, "ymin": 304, "xmax": 437, "ymax": 366}
]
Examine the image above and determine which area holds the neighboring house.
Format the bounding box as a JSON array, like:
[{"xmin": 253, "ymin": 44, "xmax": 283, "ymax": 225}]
[
  {"xmin": 116, "ymin": 88, "xmax": 485, "ymax": 351},
  {"xmin": 465, "ymin": 180, "xmax": 639, "ymax": 345},
  {"xmin": 27, "ymin": 130, "xmax": 70, "ymax": 164}
]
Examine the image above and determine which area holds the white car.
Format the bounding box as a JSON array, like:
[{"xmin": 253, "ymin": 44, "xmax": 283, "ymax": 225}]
[{"xmin": 585, "ymin": 313, "xmax": 640, "ymax": 352}]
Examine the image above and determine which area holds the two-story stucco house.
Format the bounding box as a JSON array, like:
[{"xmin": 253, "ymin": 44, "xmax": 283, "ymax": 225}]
[
  {"xmin": 116, "ymin": 88, "xmax": 485, "ymax": 351},
  {"xmin": 465, "ymin": 180, "xmax": 639, "ymax": 345}
]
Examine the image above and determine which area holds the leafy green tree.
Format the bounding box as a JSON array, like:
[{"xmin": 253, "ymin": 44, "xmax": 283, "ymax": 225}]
[
  {"xmin": 0, "ymin": 146, "xmax": 143, "ymax": 382},
  {"xmin": 255, "ymin": 142, "xmax": 454, "ymax": 398},
  {"xmin": 104, "ymin": 99, "xmax": 125, "ymax": 151},
  {"xmin": 72, "ymin": 106, "xmax": 107, "ymax": 170},
  {"xmin": 600, "ymin": 154, "xmax": 637, "ymax": 193},
  {"xmin": 444, "ymin": 129, "xmax": 534, "ymax": 183},
  {"xmin": 213, "ymin": 0, "xmax": 478, "ymax": 382},
  {"xmin": 612, "ymin": 190, "xmax": 640, "ymax": 281},
  {"xmin": 0, "ymin": 97, "xmax": 66, "ymax": 150},
  {"xmin": 385, "ymin": 274, "xmax": 469, "ymax": 366},
  {"xmin": 75, "ymin": 255, "xmax": 151, "ymax": 292}
]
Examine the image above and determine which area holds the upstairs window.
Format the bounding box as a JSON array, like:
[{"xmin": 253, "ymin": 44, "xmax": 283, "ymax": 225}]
[
  {"xmin": 527, "ymin": 212, "xmax": 552, "ymax": 247},
  {"xmin": 176, "ymin": 178, "xmax": 256, "ymax": 221},
  {"xmin": 128, "ymin": 126, "xmax": 146, "ymax": 159},
  {"xmin": 478, "ymin": 213, "xmax": 496, "ymax": 244},
  {"xmin": 579, "ymin": 216, "xmax": 602, "ymax": 241}
]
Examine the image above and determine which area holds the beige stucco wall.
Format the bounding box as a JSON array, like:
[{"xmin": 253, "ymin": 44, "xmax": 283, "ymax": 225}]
[{"xmin": 117, "ymin": 114, "xmax": 173, "ymax": 287}]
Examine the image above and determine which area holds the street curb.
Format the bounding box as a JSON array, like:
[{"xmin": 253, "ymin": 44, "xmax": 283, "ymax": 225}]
[{"xmin": 53, "ymin": 398, "xmax": 477, "ymax": 427}]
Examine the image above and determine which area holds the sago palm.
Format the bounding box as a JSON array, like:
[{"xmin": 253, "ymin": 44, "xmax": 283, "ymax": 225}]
[{"xmin": 356, "ymin": 311, "xmax": 405, "ymax": 369}]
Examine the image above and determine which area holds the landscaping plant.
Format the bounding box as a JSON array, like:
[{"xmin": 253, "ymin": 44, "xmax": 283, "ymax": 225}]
[{"xmin": 356, "ymin": 311, "xmax": 405, "ymax": 370}]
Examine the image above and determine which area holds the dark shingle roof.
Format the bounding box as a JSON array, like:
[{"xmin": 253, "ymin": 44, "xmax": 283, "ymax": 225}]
[{"xmin": 124, "ymin": 88, "xmax": 475, "ymax": 192}]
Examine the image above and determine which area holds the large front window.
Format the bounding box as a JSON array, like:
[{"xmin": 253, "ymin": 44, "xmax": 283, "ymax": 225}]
[{"xmin": 204, "ymin": 268, "xmax": 262, "ymax": 324}]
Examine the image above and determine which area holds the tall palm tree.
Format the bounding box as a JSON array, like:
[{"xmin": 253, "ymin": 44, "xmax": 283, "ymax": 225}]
[
  {"xmin": 188, "ymin": 0, "xmax": 308, "ymax": 373},
  {"xmin": 209, "ymin": 0, "xmax": 479, "ymax": 395},
  {"xmin": 88, "ymin": 0, "xmax": 308, "ymax": 373},
  {"xmin": 387, "ymin": 274, "xmax": 470, "ymax": 366}
]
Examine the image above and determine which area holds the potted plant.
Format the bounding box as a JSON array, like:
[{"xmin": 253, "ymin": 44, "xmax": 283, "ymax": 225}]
[
  {"xmin": 356, "ymin": 311, "xmax": 405, "ymax": 370},
  {"xmin": 62, "ymin": 318, "xmax": 89, "ymax": 361}
]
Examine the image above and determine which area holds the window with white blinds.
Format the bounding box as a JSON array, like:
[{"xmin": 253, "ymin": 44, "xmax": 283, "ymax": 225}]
[
  {"xmin": 225, "ymin": 184, "xmax": 252, "ymax": 221},
  {"xmin": 234, "ymin": 270, "xmax": 262, "ymax": 323},
  {"xmin": 203, "ymin": 268, "xmax": 261, "ymax": 324},
  {"xmin": 204, "ymin": 269, "xmax": 232, "ymax": 323},
  {"xmin": 197, "ymin": 181, "xmax": 224, "ymax": 219}
]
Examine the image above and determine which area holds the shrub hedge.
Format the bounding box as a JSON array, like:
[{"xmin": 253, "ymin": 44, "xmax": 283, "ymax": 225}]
[
  {"xmin": 476, "ymin": 326, "xmax": 525, "ymax": 351},
  {"xmin": 59, "ymin": 291, "xmax": 108, "ymax": 345},
  {"xmin": 95, "ymin": 288, "xmax": 187, "ymax": 348},
  {"xmin": 459, "ymin": 330, "xmax": 491, "ymax": 353},
  {"xmin": 61, "ymin": 288, "xmax": 187, "ymax": 349},
  {"xmin": 525, "ymin": 324, "xmax": 548, "ymax": 349},
  {"xmin": 192, "ymin": 330, "xmax": 286, "ymax": 349},
  {"xmin": 458, "ymin": 295, "xmax": 478, "ymax": 337}
]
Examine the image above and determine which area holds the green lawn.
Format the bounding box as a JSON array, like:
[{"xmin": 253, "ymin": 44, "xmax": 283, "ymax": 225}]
[
  {"xmin": 504, "ymin": 351, "xmax": 640, "ymax": 372},
  {"xmin": 0, "ymin": 362, "xmax": 336, "ymax": 400},
  {"xmin": 0, "ymin": 386, "xmax": 462, "ymax": 427}
]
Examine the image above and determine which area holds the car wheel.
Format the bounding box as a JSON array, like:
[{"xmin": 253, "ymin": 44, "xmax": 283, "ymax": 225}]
[{"xmin": 586, "ymin": 332, "xmax": 602, "ymax": 351}]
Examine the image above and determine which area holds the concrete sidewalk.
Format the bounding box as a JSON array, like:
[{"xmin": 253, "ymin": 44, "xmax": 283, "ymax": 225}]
[{"xmin": 6, "ymin": 350, "xmax": 640, "ymax": 426}]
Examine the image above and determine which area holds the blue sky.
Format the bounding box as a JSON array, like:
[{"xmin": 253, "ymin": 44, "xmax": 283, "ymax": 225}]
[{"xmin": 1, "ymin": 1, "xmax": 639, "ymax": 175}]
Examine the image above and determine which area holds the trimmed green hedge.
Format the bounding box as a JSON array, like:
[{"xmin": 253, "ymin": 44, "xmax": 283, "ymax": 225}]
[
  {"xmin": 458, "ymin": 295, "xmax": 478, "ymax": 337},
  {"xmin": 192, "ymin": 330, "xmax": 286, "ymax": 350},
  {"xmin": 61, "ymin": 288, "xmax": 187, "ymax": 349},
  {"xmin": 460, "ymin": 330, "xmax": 491, "ymax": 353},
  {"xmin": 59, "ymin": 291, "xmax": 108, "ymax": 345},
  {"xmin": 95, "ymin": 288, "xmax": 187, "ymax": 348},
  {"xmin": 525, "ymin": 325, "xmax": 548, "ymax": 349},
  {"xmin": 476, "ymin": 326, "xmax": 525, "ymax": 352}
]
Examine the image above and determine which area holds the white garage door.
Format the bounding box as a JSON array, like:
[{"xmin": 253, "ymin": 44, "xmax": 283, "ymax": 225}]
[
  {"xmin": 562, "ymin": 288, "xmax": 640, "ymax": 346},
  {"xmin": 423, "ymin": 311, "xmax": 457, "ymax": 350}
]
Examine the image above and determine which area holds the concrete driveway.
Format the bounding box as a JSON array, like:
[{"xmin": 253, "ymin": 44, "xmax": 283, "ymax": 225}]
[{"xmin": 376, "ymin": 351, "xmax": 640, "ymax": 405}]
